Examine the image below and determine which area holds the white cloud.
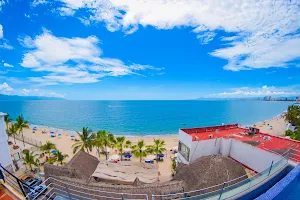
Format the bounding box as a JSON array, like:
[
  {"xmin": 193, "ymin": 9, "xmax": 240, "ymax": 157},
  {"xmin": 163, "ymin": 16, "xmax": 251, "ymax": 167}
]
[
  {"xmin": 32, "ymin": 0, "xmax": 47, "ymax": 7},
  {"xmin": 208, "ymin": 85, "xmax": 300, "ymax": 98},
  {"xmin": 0, "ymin": 24, "xmax": 13, "ymax": 50},
  {"xmin": 3, "ymin": 63, "xmax": 14, "ymax": 68},
  {"xmin": 0, "ymin": 82, "xmax": 14, "ymax": 94},
  {"xmin": 58, "ymin": 7, "xmax": 75, "ymax": 16},
  {"xmin": 0, "ymin": 82, "xmax": 64, "ymax": 98},
  {"xmin": 21, "ymin": 88, "xmax": 64, "ymax": 98},
  {"xmin": 0, "ymin": 0, "xmax": 5, "ymax": 11},
  {"xmin": 56, "ymin": 0, "xmax": 300, "ymax": 71},
  {"xmin": 20, "ymin": 30, "xmax": 163, "ymax": 84},
  {"xmin": 0, "ymin": 24, "xmax": 3, "ymax": 38}
]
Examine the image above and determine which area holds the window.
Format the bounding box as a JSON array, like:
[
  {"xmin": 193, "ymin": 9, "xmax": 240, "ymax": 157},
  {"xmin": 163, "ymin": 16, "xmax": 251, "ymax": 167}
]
[{"xmin": 178, "ymin": 141, "xmax": 190, "ymax": 161}]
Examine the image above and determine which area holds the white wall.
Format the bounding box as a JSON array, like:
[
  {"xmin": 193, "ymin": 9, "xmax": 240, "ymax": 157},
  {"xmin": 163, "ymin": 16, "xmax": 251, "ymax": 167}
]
[
  {"xmin": 229, "ymin": 140, "xmax": 282, "ymax": 172},
  {"xmin": 180, "ymin": 136, "xmax": 283, "ymax": 173},
  {"xmin": 220, "ymin": 138, "xmax": 232, "ymax": 156},
  {"xmin": 190, "ymin": 138, "xmax": 222, "ymax": 162},
  {"xmin": 0, "ymin": 112, "xmax": 13, "ymax": 169},
  {"xmin": 178, "ymin": 130, "xmax": 193, "ymax": 149}
]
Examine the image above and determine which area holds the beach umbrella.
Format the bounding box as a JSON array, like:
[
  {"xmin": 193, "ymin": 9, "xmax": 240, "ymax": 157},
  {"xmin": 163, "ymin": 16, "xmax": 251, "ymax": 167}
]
[
  {"xmin": 50, "ymin": 149, "xmax": 57, "ymax": 154},
  {"xmin": 109, "ymin": 154, "xmax": 120, "ymax": 160}
]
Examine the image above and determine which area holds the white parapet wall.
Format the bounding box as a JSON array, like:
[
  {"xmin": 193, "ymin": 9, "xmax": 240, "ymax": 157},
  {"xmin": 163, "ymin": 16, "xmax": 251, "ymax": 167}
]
[
  {"xmin": 229, "ymin": 139, "xmax": 282, "ymax": 172},
  {"xmin": 0, "ymin": 112, "xmax": 13, "ymax": 170},
  {"xmin": 181, "ymin": 137, "xmax": 283, "ymax": 173}
]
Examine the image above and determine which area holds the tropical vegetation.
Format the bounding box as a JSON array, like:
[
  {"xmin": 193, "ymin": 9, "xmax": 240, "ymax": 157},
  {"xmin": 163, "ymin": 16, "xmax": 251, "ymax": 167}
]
[
  {"xmin": 22, "ymin": 149, "xmax": 39, "ymax": 171},
  {"xmin": 40, "ymin": 141, "xmax": 57, "ymax": 157},
  {"xmin": 52, "ymin": 150, "xmax": 69, "ymax": 165},
  {"xmin": 285, "ymin": 105, "xmax": 300, "ymax": 140},
  {"xmin": 4, "ymin": 113, "xmax": 12, "ymax": 131},
  {"xmin": 131, "ymin": 140, "xmax": 151, "ymax": 162},
  {"xmin": 7, "ymin": 123, "xmax": 19, "ymax": 144},
  {"xmin": 16, "ymin": 115, "xmax": 29, "ymax": 147},
  {"xmin": 148, "ymin": 139, "xmax": 167, "ymax": 163},
  {"xmin": 72, "ymin": 127, "xmax": 94, "ymax": 154}
]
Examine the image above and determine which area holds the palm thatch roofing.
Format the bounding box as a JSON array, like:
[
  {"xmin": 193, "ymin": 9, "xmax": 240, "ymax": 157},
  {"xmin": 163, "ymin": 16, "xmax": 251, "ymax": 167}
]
[
  {"xmin": 92, "ymin": 161, "xmax": 158, "ymax": 184},
  {"xmin": 173, "ymin": 155, "xmax": 247, "ymax": 193}
]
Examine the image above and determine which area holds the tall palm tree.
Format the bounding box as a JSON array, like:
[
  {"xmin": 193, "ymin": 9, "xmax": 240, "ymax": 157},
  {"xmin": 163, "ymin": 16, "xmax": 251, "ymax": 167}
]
[
  {"xmin": 53, "ymin": 150, "xmax": 69, "ymax": 166},
  {"xmin": 96, "ymin": 130, "xmax": 112, "ymax": 160},
  {"xmin": 149, "ymin": 139, "xmax": 166, "ymax": 163},
  {"xmin": 125, "ymin": 140, "xmax": 132, "ymax": 148},
  {"xmin": 16, "ymin": 115, "xmax": 29, "ymax": 147},
  {"xmin": 40, "ymin": 141, "xmax": 56, "ymax": 157},
  {"xmin": 93, "ymin": 132, "xmax": 104, "ymax": 159},
  {"xmin": 131, "ymin": 140, "xmax": 150, "ymax": 162},
  {"xmin": 22, "ymin": 150, "xmax": 39, "ymax": 171},
  {"xmin": 72, "ymin": 127, "xmax": 94, "ymax": 154},
  {"xmin": 4, "ymin": 113, "xmax": 12, "ymax": 131},
  {"xmin": 116, "ymin": 136, "xmax": 126, "ymax": 161},
  {"xmin": 7, "ymin": 123, "xmax": 19, "ymax": 144}
]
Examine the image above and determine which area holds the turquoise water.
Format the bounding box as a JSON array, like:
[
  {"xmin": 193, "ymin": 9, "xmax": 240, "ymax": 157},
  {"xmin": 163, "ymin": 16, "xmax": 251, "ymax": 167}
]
[{"xmin": 0, "ymin": 100, "xmax": 292, "ymax": 136}]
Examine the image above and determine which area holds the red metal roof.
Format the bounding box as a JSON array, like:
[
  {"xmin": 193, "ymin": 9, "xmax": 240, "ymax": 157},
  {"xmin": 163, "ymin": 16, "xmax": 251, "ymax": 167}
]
[{"xmin": 180, "ymin": 124, "xmax": 300, "ymax": 162}]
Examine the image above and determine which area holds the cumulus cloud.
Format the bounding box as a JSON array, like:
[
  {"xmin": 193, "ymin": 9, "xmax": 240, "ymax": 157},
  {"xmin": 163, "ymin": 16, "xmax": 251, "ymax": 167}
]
[
  {"xmin": 3, "ymin": 63, "xmax": 14, "ymax": 68},
  {"xmin": 0, "ymin": 24, "xmax": 13, "ymax": 50},
  {"xmin": 208, "ymin": 85, "xmax": 300, "ymax": 98},
  {"xmin": 0, "ymin": 82, "xmax": 14, "ymax": 94},
  {"xmin": 55, "ymin": 0, "xmax": 300, "ymax": 71},
  {"xmin": 19, "ymin": 30, "xmax": 163, "ymax": 84},
  {"xmin": 0, "ymin": 82, "xmax": 64, "ymax": 98}
]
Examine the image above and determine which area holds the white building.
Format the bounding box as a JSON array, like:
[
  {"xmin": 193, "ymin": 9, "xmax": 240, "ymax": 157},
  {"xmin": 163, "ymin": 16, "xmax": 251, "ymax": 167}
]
[
  {"xmin": 0, "ymin": 112, "xmax": 14, "ymax": 171},
  {"xmin": 177, "ymin": 124, "xmax": 298, "ymax": 172}
]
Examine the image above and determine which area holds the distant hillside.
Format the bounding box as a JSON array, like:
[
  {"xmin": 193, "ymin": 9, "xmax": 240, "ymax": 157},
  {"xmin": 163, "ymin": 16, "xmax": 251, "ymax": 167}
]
[{"xmin": 0, "ymin": 94, "xmax": 64, "ymax": 100}]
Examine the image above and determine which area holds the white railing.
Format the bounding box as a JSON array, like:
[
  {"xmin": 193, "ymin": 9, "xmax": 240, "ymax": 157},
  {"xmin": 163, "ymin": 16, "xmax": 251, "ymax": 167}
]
[
  {"xmin": 24, "ymin": 152, "xmax": 292, "ymax": 200},
  {"xmin": 26, "ymin": 177, "xmax": 149, "ymax": 200}
]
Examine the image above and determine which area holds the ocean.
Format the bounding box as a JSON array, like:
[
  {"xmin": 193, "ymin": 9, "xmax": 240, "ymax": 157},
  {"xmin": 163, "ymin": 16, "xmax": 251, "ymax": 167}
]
[{"xmin": 0, "ymin": 100, "xmax": 292, "ymax": 136}]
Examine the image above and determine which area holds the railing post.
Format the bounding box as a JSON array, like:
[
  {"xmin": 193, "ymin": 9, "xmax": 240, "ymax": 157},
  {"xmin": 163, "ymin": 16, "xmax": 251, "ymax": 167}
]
[
  {"xmin": 268, "ymin": 161, "xmax": 274, "ymax": 176},
  {"xmin": 64, "ymin": 184, "xmax": 72, "ymax": 200},
  {"xmin": 218, "ymin": 182, "xmax": 226, "ymax": 200}
]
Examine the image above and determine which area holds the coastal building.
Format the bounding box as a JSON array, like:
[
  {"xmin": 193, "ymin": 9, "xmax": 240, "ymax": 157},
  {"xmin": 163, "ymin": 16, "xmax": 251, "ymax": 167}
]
[
  {"xmin": 177, "ymin": 124, "xmax": 300, "ymax": 166},
  {"xmin": 263, "ymin": 96, "xmax": 272, "ymax": 101},
  {"xmin": 0, "ymin": 112, "xmax": 13, "ymax": 171}
]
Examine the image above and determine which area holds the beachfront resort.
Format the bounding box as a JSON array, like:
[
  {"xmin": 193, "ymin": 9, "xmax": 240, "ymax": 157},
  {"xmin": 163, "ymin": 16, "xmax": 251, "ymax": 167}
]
[{"xmin": 1, "ymin": 105, "xmax": 300, "ymax": 199}]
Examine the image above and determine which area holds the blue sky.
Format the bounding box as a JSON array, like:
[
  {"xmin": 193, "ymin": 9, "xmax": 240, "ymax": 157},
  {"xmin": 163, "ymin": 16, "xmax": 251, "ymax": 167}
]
[{"xmin": 0, "ymin": 0, "xmax": 300, "ymax": 100}]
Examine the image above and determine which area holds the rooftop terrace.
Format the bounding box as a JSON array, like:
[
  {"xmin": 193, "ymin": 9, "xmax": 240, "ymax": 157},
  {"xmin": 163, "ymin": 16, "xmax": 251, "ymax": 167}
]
[{"xmin": 181, "ymin": 124, "xmax": 300, "ymax": 163}]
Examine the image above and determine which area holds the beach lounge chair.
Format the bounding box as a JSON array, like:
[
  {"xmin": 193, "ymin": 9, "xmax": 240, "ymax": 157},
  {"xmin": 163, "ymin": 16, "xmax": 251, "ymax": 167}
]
[
  {"xmin": 70, "ymin": 135, "xmax": 75, "ymax": 140},
  {"xmin": 145, "ymin": 160, "xmax": 154, "ymax": 164}
]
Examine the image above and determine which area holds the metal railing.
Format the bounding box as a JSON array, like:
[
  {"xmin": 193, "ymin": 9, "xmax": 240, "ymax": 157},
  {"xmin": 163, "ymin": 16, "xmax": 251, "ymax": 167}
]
[
  {"xmin": 152, "ymin": 154, "xmax": 289, "ymax": 200},
  {"xmin": 3, "ymin": 150, "xmax": 292, "ymax": 200},
  {"xmin": 26, "ymin": 177, "xmax": 149, "ymax": 200},
  {"xmin": 13, "ymin": 134, "xmax": 43, "ymax": 147}
]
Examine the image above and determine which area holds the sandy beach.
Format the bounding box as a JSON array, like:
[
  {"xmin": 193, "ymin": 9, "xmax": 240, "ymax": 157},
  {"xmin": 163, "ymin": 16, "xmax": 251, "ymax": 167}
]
[{"xmin": 12, "ymin": 112, "xmax": 288, "ymax": 182}]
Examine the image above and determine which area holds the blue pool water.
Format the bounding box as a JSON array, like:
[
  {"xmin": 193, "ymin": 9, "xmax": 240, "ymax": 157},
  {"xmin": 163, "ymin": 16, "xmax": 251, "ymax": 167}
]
[
  {"xmin": 0, "ymin": 100, "xmax": 292, "ymax": 135},
  {"xmin": 285, "ymin": 182, "xmax": 300, "ymax": 200}
]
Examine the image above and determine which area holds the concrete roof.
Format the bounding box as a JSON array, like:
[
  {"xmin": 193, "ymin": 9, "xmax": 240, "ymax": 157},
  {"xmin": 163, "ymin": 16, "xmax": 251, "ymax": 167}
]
[{"xmin": 181, "ymin": 125, "xmax": 300, "ymax": 162}]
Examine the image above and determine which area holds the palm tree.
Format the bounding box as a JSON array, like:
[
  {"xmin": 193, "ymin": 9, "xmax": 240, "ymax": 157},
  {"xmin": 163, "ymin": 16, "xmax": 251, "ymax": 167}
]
[
  {"xmin": 53, "ymin": 150, "xmax": 69, "ymax": 166},
  {"xmin": 7, "ymin": 123, "xmax": 19, "ymax": 144},
  {"xmin": 131, "ymin": 140, "xmax": 150, "ymax": 162},
  {"xmin": 93, "ymin": 132, "xmax": 104, "ymax": 159},
  {"xmin": 16, "ymin": 115, "xmax": 29, "ymax": 147},
  {"xmin": 96, "ymin": 130, "xmax": 112, "ymax": 160},
  {"xmin": 72, "ymin": 127, "xmax": 94, "ymax": 154},
  {"xmin": 4, "ymin": 113, "xmax": 12, "ymax": 131},
  {"xmin": 125, "ymin": 140, "xmax": 132, "ymax": 148},
  {"xmin": 148, "ymin": 139, "xmax": 166, "ymax": 163},
  {"xmin": 22, "ymin": 149, "xmax": 39, "ymax": 171},
  {"xmin": 116, "ymin": 136, "xmax": 126, "ymax": 161},
  {"xmin": 40, "ymin": 141, "xmax": 56, "ymax": 157}
]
